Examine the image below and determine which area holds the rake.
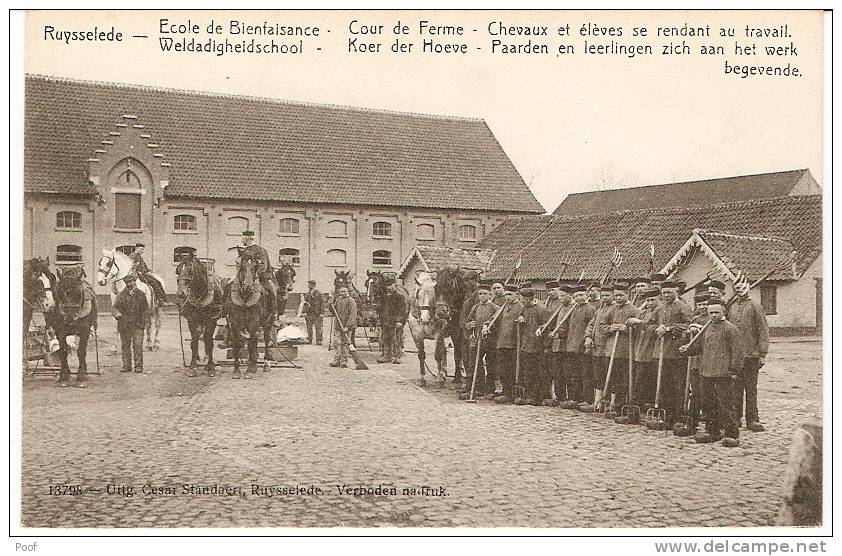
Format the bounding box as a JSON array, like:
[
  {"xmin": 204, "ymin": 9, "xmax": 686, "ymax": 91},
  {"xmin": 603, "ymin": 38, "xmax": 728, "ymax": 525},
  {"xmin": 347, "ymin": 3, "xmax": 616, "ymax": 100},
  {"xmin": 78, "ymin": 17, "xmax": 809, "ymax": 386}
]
[
  {"xmin": 616, "ymin": 326, "xmax": 640, "ymax": 424},
  {"xmin": 673, "ymin": 357, "xmax": 695, "ymax": 436},
  {"xmin": 645, "ymin": 336, "xmax": 668, "ymax": 431},
  {"xmin": 512, "ymin": 321, "xmax": 525, "ymax": 403},
  {"xmin": 588, "ymin": 330, "xmax": 619, "ymax": 414}
]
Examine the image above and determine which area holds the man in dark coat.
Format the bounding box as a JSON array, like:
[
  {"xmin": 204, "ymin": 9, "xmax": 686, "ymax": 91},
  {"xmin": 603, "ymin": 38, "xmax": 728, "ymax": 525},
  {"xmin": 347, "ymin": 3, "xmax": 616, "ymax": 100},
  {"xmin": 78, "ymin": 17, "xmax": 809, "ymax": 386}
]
[
  {"xmin": 484, "ymin": 284, "xmax": 523, "ymax": 404},
  {"xmin": 303, "ymin": 279, "xmax": 324, "ymax": 344},
  {"xmin": 129, "ymin": 242, "xmax": 171, "ymax": 306},
  {"xmin": 680, "ymin": 303, "xmax": 745, "ymax": 447},
  {"xmin": 626, "ymin": 286, "xmax": 661, "ymax": 406},
  {"xmin": 556, "ymin": 285, "xmax": 596, "ymax": 405},
  {"xmin": 516, "ymin": 285, "xmax": 548, "ymax": 405},
  {"xmin": 111, "ymin": 274, "xmax": 149, "ymax": 374},
  {"xmin": 653, "ymin": 280, "xmax": 693, "ymax": 427},
  {"xmin": 728, "ymin": 279, "xmax": 770, "ymax": 432},
  {"xmin": 377, "ymin": 278, "xmax": 409, "ymax": 364},
  {"xmin": 599, "ymin": 282, "xmax": 641, "ymax": 410}
]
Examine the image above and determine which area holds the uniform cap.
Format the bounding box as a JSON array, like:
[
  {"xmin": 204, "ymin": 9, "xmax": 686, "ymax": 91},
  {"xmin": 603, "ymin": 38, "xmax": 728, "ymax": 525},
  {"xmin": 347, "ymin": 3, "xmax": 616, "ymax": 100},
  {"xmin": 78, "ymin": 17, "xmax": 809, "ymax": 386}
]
[
  {"xmin": 560, "ymin": 284, "xmax": 574, "ymax": 294},
  {"xmin": 572, "ymin": 284, "xmax": 588, "ymax": 293},
  {"xmin": 612, "ymin": 281, "xmax": 630, "ymax": 291},
  {"xmin": 135, "ymin": 242, "xmax": 145, "ymax": 248},
  {"xmin": 242, "ymin": 230, "xmax": 255, "ymax": 237},
  {"xmin": 694, "ymin": 292, "xmax": 710, "ymax": 303},
  {"xmin": 650, "ymin": 273, "xmax": 667, "ymax": 282},
  {"xmin": 504, "ymin": 284, "xmax": 518, "ymax": 293},
  {"xmin": 545, "ymin": 280, "xmax": 560, "ymax": 289},
  {"xmin": 633, "ymin": 276, "xmax": 652, "ymax": 285},
  {"xmin": 123, "ymin": 274, "xmax": 137, "ymax": 282},
  {"xmin": 642, "ymin": 286, "xmax": 661, "ymax": 299},
  {"xmin": 660, "ymin": 280, "xmax": 680, "ymax": 289},
  {"xmin": 707, "ymin": 280, "xmax": 726, "ymax": 291}
]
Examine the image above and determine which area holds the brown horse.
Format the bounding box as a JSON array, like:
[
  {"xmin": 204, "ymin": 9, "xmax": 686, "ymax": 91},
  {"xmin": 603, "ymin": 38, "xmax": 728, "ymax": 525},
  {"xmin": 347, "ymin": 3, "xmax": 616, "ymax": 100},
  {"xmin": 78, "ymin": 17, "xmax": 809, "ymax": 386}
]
[
  {"xmin": 47, "ymin": 265, "xmax": 98, "ymax": 385},
  {"xmin": 176, "ymin": 254, "xmax": 225, "ymax": 377},
  {"xmin": 226, "ymin": 249, "xmax": 271, "ymax": 378},
  {"xmin": 407, "ymin": 273, "xmax": 452, "ymax": 387},
  {"xmin": 274, "ymin": 262, "xmax": 296, "ymax": 316}
]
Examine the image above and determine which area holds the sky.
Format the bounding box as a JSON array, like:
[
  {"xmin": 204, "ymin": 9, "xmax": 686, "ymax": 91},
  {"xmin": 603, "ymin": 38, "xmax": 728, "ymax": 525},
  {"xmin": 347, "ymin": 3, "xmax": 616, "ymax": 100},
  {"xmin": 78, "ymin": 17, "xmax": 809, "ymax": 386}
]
[{"xmin": 23, "ymin": 9, "xmax": 824, "ymax": 213}]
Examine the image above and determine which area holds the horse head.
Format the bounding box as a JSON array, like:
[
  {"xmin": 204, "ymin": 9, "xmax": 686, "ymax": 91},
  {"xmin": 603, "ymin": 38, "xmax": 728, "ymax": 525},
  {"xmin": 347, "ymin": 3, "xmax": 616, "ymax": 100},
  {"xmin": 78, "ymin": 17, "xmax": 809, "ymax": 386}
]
[
  {"xmin": 333, "ymin": 269, "xmax": 354, "ymax": 294},
  {"xmin": 96, "ymin": 248, "xmax": 120, "ymax": 286},
  {"xmin": 415, "ymin": 278, "xmax": 449, "ymax": 324},
  {"xmin": 55, "ymin": 265, "xmax": 86, "ymax": 317},
  {"xmin": 276, "ymin": 263, "xmax": 296, "ymax": 292},
  {"xmin": 176, "ymin": 252, "xmax": 208, "ymax": 304},
  {"xmin": 235, "ymin": 251, "xmax": 259, "ymax": 299}
]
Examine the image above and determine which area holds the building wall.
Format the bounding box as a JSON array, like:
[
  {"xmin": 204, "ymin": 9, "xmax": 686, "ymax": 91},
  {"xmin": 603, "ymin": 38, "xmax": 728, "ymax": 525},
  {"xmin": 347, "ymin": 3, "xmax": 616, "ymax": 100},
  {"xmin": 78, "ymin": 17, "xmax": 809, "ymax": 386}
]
[
  {"xmin": 24, "ymin": 195, "xmax": 514, "ymax": 299},
  {"xmin": 671, "ymin": 250, "xmax": 820, "ymax": 333}
]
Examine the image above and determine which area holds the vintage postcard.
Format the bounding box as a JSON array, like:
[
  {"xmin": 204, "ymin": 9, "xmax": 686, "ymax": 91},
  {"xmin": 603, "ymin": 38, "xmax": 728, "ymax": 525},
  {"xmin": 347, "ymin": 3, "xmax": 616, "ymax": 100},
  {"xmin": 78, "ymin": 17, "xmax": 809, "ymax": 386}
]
[{"xmin": 11, "ymin": 7, "xmax": 829, "ymax": 542}]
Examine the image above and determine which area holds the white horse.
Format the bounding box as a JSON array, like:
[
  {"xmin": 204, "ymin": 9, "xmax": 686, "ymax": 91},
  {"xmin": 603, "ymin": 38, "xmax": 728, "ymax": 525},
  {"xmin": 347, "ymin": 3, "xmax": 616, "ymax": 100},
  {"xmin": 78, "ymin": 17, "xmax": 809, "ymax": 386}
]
[{"xmin": 96, "ymin": 249, "xmax": 162, "ymax": 352}]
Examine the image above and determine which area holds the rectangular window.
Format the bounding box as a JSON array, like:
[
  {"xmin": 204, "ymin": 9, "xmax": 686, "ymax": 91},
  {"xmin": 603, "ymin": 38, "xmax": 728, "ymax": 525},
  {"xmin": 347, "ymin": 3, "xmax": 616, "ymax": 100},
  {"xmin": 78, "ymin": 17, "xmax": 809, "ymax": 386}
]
[
  {"xmin": 115, "ymin": 193, "xmax": 142, "ymax": 229},
  {"xmin": 760, "ymin": 284, "xmax": 777, "ymax": 315}
]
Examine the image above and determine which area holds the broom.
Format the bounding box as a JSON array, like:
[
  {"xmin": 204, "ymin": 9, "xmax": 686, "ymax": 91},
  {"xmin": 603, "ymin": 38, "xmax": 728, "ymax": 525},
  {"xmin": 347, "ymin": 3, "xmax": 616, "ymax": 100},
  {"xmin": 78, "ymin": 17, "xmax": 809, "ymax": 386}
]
[{"xmin": 329, "ymin": 303, "xmax": 368, "ymax": 370}]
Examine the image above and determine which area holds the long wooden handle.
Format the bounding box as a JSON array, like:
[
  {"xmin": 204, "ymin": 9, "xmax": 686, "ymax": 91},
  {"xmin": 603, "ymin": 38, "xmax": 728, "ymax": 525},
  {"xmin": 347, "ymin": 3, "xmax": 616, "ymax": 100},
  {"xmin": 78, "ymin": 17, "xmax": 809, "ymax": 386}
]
[
  {"xmin": 654, "ymin": 336, "xmax": 665, "ymax": 409},
  {"xmin": 515, "ymin": 321, "xmax": 522, "ymax": 384},
  {"xmin": 469, "ymin": 337, "xmax": 483, "ymax": 400},
  {"xmin": 601, "ymin": 330, "xmax": 621, "ymax": 395},
  {"xmin": 549, "ymin": 304, "xmax": 577, "ymax": 335}
]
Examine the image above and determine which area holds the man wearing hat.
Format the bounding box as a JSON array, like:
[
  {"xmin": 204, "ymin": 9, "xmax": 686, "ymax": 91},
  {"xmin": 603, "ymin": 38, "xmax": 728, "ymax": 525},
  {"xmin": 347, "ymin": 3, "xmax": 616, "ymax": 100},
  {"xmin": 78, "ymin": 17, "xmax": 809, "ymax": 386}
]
[
  {"xmin": 515, "ymin": 284, "xmax": 548, "ymax": 405},
  {"xmin": 650, "ymin": 273, "xmax": 667, "ymax": 289},
  {"xmin": 679, "ymin": 303, "xmax": 744, "ymax": 447},
  {"xmin": 707, "ymin": 279, "xmax": 727, "ymax": 305},
  {"xmin": 239, "ymin": 230, "xmax": 279, "ymax": 320},
  {"xmin": 483, "ymin": 284, "xmax": 523, "ymax": 403},
  {"xmin": 587, "ymin": 286, "xmax": 601, "ymax": 310},
  {"xmin": 728, "ymin": 278, "xmax": 770, "ymax": 432},
  {"xmin": 490, "ymin": 282, "xmax": 507, "ymax": 307},
  {"xmin": 556, "ymin": 284, "xmax": 596, "ymax": 406},
  {"xmin": 631, "ymin": 277, "xmax": 652, "ymax": 306},
  {"xmin": 464, "ymin": 285, "xmax": 498, "ymax": 398},
  {"xmin": 457, "ymin": 275, "xmax": 482, "ymax": 381},
  {"xmin": 540, "ymin": 281, "xmax": 564, "ymax": 404},
  {"xmin": 128, "ymin": 242, "xmax": 172, "ymax": 306},
  {"xmin": 598, "ymin": 282, "xmax": 641, "ymax": 411},
  {"xmin": 583, "ymin": 284, "xmax": 616, "ymax": 408},
  {"xmin": 377, "ymin": 277, "xmax": 409, "ymax": 364},
  {"xmin": 111, "ymin": 274, "xmax": 150, "ymax": 374},
  {"xmin": 626, "ymin": 286, "xmax": 661, "ymax": 406},
  {"xmin": 684, "ymin": 291, "xmax": 712, "ymax": 432},
  {"xmin": 653, "ymin": 280, "xmax": 693, "ymax": 427},
  {"xmin": 303, "ymin": 279, "xmax": 324, "ymax": 345}
]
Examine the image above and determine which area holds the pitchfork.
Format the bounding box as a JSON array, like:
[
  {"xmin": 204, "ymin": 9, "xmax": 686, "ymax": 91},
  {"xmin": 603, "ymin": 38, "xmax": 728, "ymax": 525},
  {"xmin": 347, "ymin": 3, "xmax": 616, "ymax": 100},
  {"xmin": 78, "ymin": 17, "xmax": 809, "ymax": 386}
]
[
  {"xmin": 617, "ymin": 325, "xmax": 640, "ymax": 425},
  {"xmin": 645, "ymin": 336, "xmax": 668, "ymax": 431},
  {"xmin": 512, "ymin": 321, "xmax": 525, "ymax": 402}
]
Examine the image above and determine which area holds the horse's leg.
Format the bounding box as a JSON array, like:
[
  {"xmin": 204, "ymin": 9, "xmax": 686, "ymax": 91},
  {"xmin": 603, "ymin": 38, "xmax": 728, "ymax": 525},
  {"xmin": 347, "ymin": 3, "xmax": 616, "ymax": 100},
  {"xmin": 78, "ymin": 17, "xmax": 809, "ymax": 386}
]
[
  {"xmin": 416, "ymin": 337, "xmax": 427, "ymax": 387},
  {"xmin": 76, "ymin": 329, "xmax": 90, "ymax": 383},
  {"xmin": 435, "ymin": 338, "xmax": 447, "ymax": 386},
  {"xmin": 452, "ymin": 332, "xmax": 463, "ymax": 384},
  {"xmin": 57, "ymin": 332, "xmax": 71, "ymax": 384},
  {"xmin": 188, "ymin": 319, "xmax": 201, "ymax": 376},
  {"xmin": 247, "ymin": 324, "xmax": 259, "ymax": 376},
  {"xmin": 231, "ymin": 322, "xmax": 241, "ymax": 378},
  {"xmin": 204, "ymin": 318, "xmax": 217, "ymax": 376},
  {"xmin": 153, "ymin": 308, "xmax": 161, "ymax": 351}
]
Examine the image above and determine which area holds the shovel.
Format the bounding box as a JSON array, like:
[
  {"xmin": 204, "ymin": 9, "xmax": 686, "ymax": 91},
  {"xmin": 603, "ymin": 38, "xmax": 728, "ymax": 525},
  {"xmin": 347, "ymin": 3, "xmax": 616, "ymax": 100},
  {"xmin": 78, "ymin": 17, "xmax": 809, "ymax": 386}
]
[
  {"xmin": 590, "ymin": 330, "xmax": 620, "ymax": 414},
  {"xmin": 465, "ymin": 336, "xmax": 483, "ymax": 403},
  {"xmin": 512, "ymin": 321, "xmax": 526, "ymax": 403},
  {"xmin": 617, "ymin": 326, "xmax": 640, "ymax": 424},
  {"xmin": 645, "ymin": 336, "xmax": 667, "ymax": 431}
]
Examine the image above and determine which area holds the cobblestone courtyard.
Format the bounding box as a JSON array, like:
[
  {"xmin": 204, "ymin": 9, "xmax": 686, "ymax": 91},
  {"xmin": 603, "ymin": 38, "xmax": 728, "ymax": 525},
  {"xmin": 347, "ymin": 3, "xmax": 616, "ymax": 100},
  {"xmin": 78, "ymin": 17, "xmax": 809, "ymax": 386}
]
[{"xmin": 20, "ymin": 315, "xmax": 823, "ymax": 528}]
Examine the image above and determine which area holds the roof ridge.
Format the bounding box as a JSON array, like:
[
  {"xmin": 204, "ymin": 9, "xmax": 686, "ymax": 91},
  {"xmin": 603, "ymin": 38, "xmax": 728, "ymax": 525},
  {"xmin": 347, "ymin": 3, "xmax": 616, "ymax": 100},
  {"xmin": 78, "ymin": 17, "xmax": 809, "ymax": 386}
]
[
  {"xmin": 567, "ymin": 168, "xmax": 808, "ymax": 198},
  {"xmin": 698, "ymin": 229, "xmax": 794, "ymax": 243},
  {"xmin": 25, "ymin": 73, "xmax": 486, "ymax": 124},
  {"xmin": 545, "ymin": 194, "xmax": 821, "ymax": 223}
]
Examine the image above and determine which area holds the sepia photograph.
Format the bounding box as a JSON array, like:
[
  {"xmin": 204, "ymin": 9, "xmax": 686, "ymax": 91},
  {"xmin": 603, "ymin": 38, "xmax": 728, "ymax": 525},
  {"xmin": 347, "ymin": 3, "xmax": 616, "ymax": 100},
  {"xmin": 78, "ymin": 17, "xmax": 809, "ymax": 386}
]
[{"xmin": 9, "ymin": 7, "xmax": 831, "ymax": 543}]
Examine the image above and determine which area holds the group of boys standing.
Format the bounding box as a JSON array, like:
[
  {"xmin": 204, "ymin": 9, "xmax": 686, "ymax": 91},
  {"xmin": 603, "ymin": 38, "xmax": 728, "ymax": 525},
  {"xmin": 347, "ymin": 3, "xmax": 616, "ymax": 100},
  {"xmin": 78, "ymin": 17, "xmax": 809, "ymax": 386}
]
[{"xmin": 460, "ymin": 274, "xmax": 769, "ymax": 448}]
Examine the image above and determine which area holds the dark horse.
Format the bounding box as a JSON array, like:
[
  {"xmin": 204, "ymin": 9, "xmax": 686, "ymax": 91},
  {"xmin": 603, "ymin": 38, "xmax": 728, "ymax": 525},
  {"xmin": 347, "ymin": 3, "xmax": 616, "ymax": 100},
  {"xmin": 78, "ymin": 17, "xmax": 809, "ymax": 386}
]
[
  {"xmin": 176, "ymin": 253, "xmax": 225, "ymax": 377},
  {"xmin": 433, "ymin": 267, "xmax": 480, "ymax": 384},
  {"xmin": 48, "ymin": 265, "xmax": 98, "ymax": 386},
  {"xmin": 333, "ymin": 270, "xmax": 376, "ymax": 346},
  {"xmin": 274, "ymin": 262, "xmax": 296, "ymax": 316},
  {"xmin": 365, "ymin": 270, "xmax": 410, "ymax": 355},
  {"xmin": 23, "ymin": 257, "xmax": 56, "ymax": 338},
  {"xmin": 226, "ymin": 249, "xmax": 271, "ymax": 378}
]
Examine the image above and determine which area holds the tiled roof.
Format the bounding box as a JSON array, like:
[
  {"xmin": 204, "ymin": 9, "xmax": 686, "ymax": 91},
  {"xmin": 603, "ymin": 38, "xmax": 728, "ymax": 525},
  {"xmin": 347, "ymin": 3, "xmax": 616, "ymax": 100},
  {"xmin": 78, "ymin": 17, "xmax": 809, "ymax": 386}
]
[
  {"xmin": 24, "ymin": 75, "xmax": 544, "ymax": 213},
  {"xmin": 480, "ymin": 195, "xmax": 822, "ymax": 282},
  {"xmin": 397, "ymin": 246, "xmax": 496, "ymax": 278},
  {"xmin": 553, "ymin": 169, "xmax": 816, "ymax": 216},
  {"xmin": 664, "ymin": 230, "xmax": 796, "ymax": 282}
]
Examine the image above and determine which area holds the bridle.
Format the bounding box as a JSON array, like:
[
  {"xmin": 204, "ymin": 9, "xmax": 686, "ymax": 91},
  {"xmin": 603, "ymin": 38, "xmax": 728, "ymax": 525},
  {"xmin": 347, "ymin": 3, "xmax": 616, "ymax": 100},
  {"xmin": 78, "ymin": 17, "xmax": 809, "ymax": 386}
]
[
  {"xmin": 23, "ymin": 271, "xmax": 53, "ymax": 311},
  {"xmin": 99, "ymin": 254, "xmax": 120, "ymax": 283}
]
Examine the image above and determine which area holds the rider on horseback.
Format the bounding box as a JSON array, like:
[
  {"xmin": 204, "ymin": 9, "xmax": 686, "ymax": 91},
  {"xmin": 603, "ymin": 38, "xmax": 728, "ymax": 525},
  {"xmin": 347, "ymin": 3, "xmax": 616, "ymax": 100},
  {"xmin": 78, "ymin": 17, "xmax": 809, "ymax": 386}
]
[
  {"xmin": 239, "ymin": 230, "xmax": 278, "ymax": 323},
  {"xmin": 129, "ymin": 243, "xmax": 173, "ymax": 306}
]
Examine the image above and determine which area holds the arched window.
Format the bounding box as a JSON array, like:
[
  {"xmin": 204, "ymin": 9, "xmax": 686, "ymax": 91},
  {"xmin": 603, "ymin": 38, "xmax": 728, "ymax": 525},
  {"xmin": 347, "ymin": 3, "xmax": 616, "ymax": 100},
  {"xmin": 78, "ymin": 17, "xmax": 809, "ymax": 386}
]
[
  {"xmin": 279, "ymin": 218, "xmax": 300, "ymax": 236},
  {"xmin": 173, "ymin": 246, "xmax": 197, "ymax": 263},
  {"xmin": 372, "ymin": 221, "xmax": 392, "ymax": 238},
  {"xmin": 174, "ymin": 214, "xmax": 197, "ymax": 231},
  {"xmin": 116, "ymin": 245, "xmax": 136, "ymax": 256},
  {"xmin": 372, "ymin": 250, "xmax": 392, "ymax": 266},
  {"xmin": 416, "ymin": 223, "xmax": 435, "ymax": 240},
  {"xmin": 56, "ymin": 211, "xmax": 81, "ymax": 230},
  {"xmin": 458, "ymin": 224, "xmax": 477, "ymax": 241},
  {"xmin": 279, "ymin": 248, "xmax": 301, "ymax": 266},
  {"xmin": 56, "ymin": 244, "xmax": 82, "ymax": 264},
  {"xmin": 326, "ymin": 219, "xmax": 348, "ymax": 238},
  {"xmin": 227, "ymin": 216, "xmax": 250, "ymax": 236},
  {"xmin": 327, "ymin": 249, "xmax": 347, "ymax": 266}
]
